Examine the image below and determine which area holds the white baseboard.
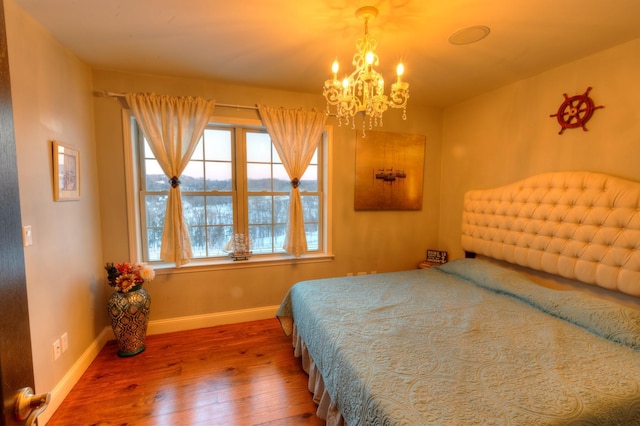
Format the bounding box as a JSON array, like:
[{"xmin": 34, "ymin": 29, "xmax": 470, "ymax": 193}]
[
  {"xmin": 146, "ymin": 305, "xmax": 280, "ymax": 336},
  {"xmin": 41, "ymin": 305, "xmax": 280, "ymax": 425},
  {"xmin": 40, "ymin": 327, "xmax": 112, "ymax": 425}
]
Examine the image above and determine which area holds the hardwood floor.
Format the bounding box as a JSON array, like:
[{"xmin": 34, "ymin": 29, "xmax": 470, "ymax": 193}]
[{"xmin": 47, "ymin": 318, "xmax": 324, "ymax": 426}]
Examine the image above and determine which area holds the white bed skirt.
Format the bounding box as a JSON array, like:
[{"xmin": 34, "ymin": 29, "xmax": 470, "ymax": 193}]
[{"xmin": 292, "ymin": 324, "xmax": 346, "ymax": 426}]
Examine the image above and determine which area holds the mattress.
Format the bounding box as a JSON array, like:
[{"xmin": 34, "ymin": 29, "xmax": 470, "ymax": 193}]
[{"xmin": 277, "ymin": 258, "xmax": 640, "ymax": 425}]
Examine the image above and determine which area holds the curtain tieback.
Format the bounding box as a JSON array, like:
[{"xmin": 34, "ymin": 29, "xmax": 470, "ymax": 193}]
[
  {"xmin": 169, "ymin": 176, "xmax": 181, "ymax": 188},
  {"xmin": 291, "ymin": 178, "xmax": 300, "ymax": 189}
]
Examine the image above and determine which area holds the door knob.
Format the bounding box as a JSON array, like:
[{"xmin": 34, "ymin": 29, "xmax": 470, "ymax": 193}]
[{"xmin": 14, "ymin": 387, "xmax": 51, "ymax": 426}]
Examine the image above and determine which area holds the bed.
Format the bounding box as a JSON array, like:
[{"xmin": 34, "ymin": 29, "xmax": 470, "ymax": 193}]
[{"xmin": 277, "ymin": 171, "xmax": 640, "ymax": 425}]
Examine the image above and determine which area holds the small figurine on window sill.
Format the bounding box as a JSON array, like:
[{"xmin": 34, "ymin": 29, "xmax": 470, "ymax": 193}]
[{"xmin": 226, "ymin": 233, "xmax": 253, "ymax": 261}]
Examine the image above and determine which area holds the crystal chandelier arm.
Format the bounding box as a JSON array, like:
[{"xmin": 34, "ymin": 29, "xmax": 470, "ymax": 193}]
[
  {"xmin": 389, "ymin": 81, "xmax": 409, "ymax": 108},
  {"xmin": 323, "ymin": 80, "xmax": 342, "ymax": 106}
]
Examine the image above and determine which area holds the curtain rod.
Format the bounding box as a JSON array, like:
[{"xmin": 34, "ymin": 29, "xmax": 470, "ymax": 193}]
[{"xmin": 94, "ymin": 91, "xmax": 259, "ymax": 111}]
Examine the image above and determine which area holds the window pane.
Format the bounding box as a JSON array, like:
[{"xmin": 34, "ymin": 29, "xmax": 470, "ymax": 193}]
[
  {"xmin": 145, "ymin": 195, "xmax": 167, "ymax": 228},
  {"xmin": 182, "ymin": 195, "xmax": 205, "ymax": 226},
  {"xmin": 248, "ymin": 196, "xmax": 273, "ymax": 224},
  {"xmin": 189, "ymin": 226, "xmax": 207, "ymax": 257},
  {"xmin": 305, "ymin": 223, "xmax": 319, "ymax": 250},
  {"xmin": 145, "ymin": 195, "xmax": 167, "ymax": 261},
  {"xmin": 205, "ymin": 162, "xmax": 232, "ymax": 191},
  {"xmin": 206, "ymin": 196, "xmax": 233, "ymax": 225},
  {"xmin": 301, "ymin": 195, "xmax": 319, "ymax": 222},
  {"xmin": 299, "ymin": 164, "xmax": 318, "ymax": 192},
  {"xmin": 274, "ymin": 195, "xmax": 289, "ymax": 224},
  {"xmin": 208, "ymin": 226, "xmax": 234, "ymax": 254},
  {"xmin": 246, "ymin": 132, "xmax": 272, "ymax": 162},
  {"xmin": 204, "ymin": 129, "xmax": 232, "ymax": 161},
  {"xmin": 181, "ymin": 162, "xmax": 205, "ymax": 191},
  {"xmin": 146, "ymin": 228, "xmax": 163, "ymax": 261},
  {"xmin": 249, "ymin": 225, "xmax": 273, "ymax": 253},
  {"xmin": 272, "ymin": 145, "xmax": 282, "ymax": 164},
  {"xmin": 145, "ymin": 159, "xmax": 168, "ymax": 191},
  {"xmin": 247, "ymin": 164, "xmax": 272, "ymax": 191},
  {"xmin": 144, "ymin": 139, "xmax": 154, "ymax": 158},
  {"xmin": 191, "ymin": 138, "xmax": 204, "ymax": 161},
  {"xmin": 274, "ymin": 224, "xmax": 287, "ymax": 252},
  {"xmin": 273, "ymin": 164, "xmax": 290, "ymax": 191}
]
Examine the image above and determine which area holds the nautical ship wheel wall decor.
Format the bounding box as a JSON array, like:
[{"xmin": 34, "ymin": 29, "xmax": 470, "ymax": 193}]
[{"xmin": 550, "ymin": 87, "xmax": 603, "ymax": 134}]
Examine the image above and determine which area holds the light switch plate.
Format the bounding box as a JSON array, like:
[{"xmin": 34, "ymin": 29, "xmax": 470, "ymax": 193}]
[{"xmin": 22, "ymin": 225, "xmax": 32, "ymax": 247}]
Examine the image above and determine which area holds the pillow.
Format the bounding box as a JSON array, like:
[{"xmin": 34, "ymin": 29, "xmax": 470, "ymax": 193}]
[{"xmin": 438, "ymin": 258, "xmax": 640, "ymax": 351}]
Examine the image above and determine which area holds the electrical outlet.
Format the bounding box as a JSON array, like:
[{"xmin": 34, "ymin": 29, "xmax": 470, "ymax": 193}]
[
  {"xmin": 61, "ymin": 332, "xmax": 69, "ymax": 353},
  {"xmin": 53, "ymin": 339, "xmax": 62, "ymax": 360},
  {"xmin": 357, "ymin": 272, "xmax": 367, "ymax": 276}
]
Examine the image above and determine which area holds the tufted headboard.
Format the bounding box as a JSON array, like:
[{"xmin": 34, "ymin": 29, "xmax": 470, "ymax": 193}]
[{"xmin": 461, "ymin": 171, "xmax": 640, "ymax": 297}]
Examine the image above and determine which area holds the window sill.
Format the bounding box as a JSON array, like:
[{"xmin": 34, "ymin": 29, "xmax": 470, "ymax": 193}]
[{"xmin": 152, "ymin": 252, "xmax": 335, "ymax": 275}]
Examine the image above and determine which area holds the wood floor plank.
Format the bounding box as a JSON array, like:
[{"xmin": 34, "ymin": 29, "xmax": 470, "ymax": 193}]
[{"xmin": 46, "ymin": 318, "xmax": 324, "ymax": 425}]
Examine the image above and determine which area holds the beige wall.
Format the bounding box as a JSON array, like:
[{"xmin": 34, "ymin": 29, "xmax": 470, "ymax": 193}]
[
  {"xmin": 439, "ymin": 38, "xmax": 640, "ymax": 260},
  {"xmin": 92, "ymin": 70, "xmax": 443, "ymax": 321},
  {"xmin": 5, "ymin": 0, "xmax": 105, "ymax": 421}
]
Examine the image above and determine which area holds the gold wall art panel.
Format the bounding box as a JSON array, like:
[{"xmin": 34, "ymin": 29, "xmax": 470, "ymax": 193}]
[{"xmin": 354, "ymin": 131, "xmax": 425, "ymax": 210}]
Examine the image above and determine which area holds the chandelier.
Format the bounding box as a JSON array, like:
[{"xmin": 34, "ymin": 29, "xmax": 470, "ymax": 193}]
[{"xmin": 323, "ymin": 6, "xmax": 409, "ymax": 134}]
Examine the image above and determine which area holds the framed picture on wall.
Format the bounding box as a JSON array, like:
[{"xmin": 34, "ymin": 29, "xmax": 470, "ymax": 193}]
[
  {"xmin": 52, "ymin": 141, "xmax": 80, "ymax": 201},
  {"xmin": 354, "ymin": 130, "xmax": 425, "ymax": 210}
]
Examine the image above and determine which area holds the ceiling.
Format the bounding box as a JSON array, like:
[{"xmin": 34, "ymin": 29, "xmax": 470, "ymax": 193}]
[{"xmin": 13, "ymin": 0, "xmax": 640, "ymax": 108}]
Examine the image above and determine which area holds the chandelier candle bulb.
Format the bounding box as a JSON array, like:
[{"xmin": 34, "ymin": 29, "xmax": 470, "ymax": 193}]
[
  {"xmin": 397, "ymin": 63, "xmax": 404, "ymax": 83},
  {"xmin": 366, "ymin": 51, "xmax": 375, "ymax": 65}
]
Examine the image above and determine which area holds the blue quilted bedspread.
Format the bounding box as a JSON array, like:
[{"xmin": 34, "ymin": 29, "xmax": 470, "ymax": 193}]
[{"xmin": 277, "ymin": 258, "xmax": 640, "ymax": 425}]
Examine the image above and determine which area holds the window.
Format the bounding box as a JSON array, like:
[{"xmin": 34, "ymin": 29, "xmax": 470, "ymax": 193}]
[{"xmin": 125, "ymin": 116, "xmax": 330, "ymax": 265}]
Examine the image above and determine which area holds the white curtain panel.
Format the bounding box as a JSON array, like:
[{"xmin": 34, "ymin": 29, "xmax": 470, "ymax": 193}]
[
  {"xmin": 258, "ymin": 105, "xmax": 326, "ymax": 257},
  {"xmin": 126, "ymin": 92, "xmax": 216, "ymax": 266}
]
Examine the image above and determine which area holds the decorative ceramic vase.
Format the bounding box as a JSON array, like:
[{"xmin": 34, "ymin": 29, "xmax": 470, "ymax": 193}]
[{"xmin": 107, "ymin": 285, "xmax": 151, "ymax": 357}]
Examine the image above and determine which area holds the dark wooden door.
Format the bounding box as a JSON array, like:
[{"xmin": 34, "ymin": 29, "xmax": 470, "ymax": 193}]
[{"xmin": 0, "ymin": 0, "xmax": 38, "ymax": 425}]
